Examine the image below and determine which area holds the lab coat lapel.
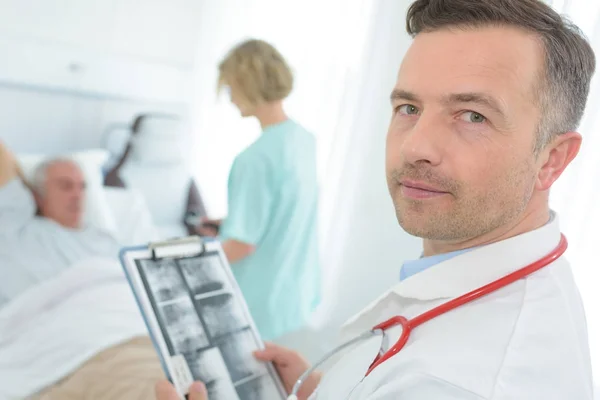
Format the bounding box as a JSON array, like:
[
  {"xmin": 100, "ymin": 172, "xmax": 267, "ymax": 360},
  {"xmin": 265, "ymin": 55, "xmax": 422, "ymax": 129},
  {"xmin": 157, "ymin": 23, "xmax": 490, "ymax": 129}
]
[{"xmin": 342, "ymin": 211, "xmax": 562, "ymax": 332}]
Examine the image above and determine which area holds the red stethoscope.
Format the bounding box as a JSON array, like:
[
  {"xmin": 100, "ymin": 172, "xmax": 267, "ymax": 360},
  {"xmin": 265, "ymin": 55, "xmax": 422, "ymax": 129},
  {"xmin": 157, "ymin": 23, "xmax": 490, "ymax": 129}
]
[{"xmin": 287, "ymin": 234, "xmax": 568, "ymax": 400}]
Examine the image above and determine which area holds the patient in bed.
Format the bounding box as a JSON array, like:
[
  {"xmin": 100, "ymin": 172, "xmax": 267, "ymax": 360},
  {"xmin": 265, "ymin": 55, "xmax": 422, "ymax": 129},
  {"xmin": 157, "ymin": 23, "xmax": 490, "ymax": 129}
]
[
  {"xmin": 0, "ymin": 142, "xmax": 164, "ymax": 399},
  {"xmin": 0, "ymin": 155, "xmax": 119, "ymax": 305}
]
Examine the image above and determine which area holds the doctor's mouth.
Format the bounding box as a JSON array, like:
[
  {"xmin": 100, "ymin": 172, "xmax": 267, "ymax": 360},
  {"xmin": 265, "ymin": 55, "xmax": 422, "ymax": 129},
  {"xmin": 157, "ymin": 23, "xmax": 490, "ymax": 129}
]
[{"xmin": 399, "ymin": 179, "xmax": 450, "ymax": 200}]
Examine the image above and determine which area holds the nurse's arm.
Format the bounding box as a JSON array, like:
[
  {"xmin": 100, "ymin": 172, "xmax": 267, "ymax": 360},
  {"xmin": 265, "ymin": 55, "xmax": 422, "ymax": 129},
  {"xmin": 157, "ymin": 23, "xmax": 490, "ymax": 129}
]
[{"xmin": 222, "ymin": 239, "xmax": 256, "ymax": 263}]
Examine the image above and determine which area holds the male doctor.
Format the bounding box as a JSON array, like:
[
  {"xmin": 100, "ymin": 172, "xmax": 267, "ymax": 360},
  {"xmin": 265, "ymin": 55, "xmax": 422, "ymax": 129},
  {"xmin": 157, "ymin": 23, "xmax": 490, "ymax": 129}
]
[{"xmin": 155, "ymin": 0, "xmax": 595, "ymax": 398}]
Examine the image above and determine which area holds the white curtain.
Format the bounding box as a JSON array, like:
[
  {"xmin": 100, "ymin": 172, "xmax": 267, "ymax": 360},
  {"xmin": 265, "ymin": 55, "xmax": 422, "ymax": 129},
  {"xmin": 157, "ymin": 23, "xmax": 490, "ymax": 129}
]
[
  {"xmin": 546, "ymin": 0, "xmax": 600, "ymax": 384},
  {"xmin": 188, "ymin": 0, "xmax": 376, "ymax": 220},
  {"xmin": 187, "ymin": 5, "xmax": 380, "ymax": 331}
]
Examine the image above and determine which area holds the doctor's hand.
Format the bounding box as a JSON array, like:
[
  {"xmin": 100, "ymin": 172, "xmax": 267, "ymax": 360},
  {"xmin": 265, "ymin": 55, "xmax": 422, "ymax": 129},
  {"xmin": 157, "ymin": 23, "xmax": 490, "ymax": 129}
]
[
  {"xmin": 254, "ymin": 343, "xmax": 322, "ymax": 400},
  {"xmin": 155, "ymin": 380, "xmax": 207, "ymax": 400}
]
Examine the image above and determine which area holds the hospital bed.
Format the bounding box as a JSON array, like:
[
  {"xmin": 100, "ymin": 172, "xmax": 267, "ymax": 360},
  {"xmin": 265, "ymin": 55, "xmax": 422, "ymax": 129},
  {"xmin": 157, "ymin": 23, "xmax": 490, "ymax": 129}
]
[
  {"xmin": 15, "ymin": 147, "xmax": 163, "ymax": 242},
  {"xmin": 1, "ymin": 148, "xmax": 167, "ymax": 399},
  {"xmin": 13, "ymin": 114, "xmax": 207, "ymax": 241},
  {"xmin": 103, "ymin": 113, "xmax": 208, "ymax": 239},
  {"xmin": 104, "ymin": 185, "xmax": 162, "ymax": 245}
]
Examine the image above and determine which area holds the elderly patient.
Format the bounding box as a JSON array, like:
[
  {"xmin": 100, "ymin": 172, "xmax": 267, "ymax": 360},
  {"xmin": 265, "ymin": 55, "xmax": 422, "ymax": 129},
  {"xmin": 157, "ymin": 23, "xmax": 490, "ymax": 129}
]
[{"xmin": 0, "ymin": 142, "xmax": 164, "ymax": 400}]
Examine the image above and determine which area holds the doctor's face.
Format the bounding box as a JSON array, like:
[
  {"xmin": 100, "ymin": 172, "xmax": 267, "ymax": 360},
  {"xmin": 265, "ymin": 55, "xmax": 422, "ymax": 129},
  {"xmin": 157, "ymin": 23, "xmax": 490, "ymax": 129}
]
[{"xmin": 386, "ymin": 26, "xmax": 544, "ymax": 242}]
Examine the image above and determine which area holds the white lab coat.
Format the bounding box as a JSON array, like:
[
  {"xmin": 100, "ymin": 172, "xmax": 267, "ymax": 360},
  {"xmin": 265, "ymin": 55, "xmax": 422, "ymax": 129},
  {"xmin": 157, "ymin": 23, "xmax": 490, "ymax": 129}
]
[{"xmin": 311, "ymin": 212, "xmax": 593, "ymax": 399}]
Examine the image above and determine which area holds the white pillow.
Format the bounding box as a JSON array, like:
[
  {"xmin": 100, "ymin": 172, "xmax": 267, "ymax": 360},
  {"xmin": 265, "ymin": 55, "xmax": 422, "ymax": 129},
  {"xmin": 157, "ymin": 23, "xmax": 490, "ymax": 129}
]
[
  {"xmin": 16, "ymin": 149, "xmax": 118, "ymax": 235},
  {"xmin": 129, "ymin": 117, "xmax": 189, "ymax": 165},
  {"xmin": 103, "ymin": 186, "xmax": 161, "ymax": 245},
  {"xmin": 129, "ymin": 134, "xmax": 187, "ymax": 165},
  {"xmin": 120, "ymin": 163, "xmax": 191, "ymax": 226}
]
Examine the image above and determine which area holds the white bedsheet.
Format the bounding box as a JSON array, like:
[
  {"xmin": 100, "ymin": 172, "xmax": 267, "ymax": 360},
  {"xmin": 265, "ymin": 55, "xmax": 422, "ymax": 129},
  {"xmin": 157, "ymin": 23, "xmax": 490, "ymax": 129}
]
[{"xmin": 0, "ymin": 257, "xmax": 148, "ymax": 399}]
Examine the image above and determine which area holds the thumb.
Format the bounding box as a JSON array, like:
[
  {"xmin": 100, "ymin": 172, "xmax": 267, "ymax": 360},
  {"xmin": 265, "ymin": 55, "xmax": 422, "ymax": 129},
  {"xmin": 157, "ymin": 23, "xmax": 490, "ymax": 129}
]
[
  {"xmin": 188, "ymin": 382, "xmax": 208, "ymax": 400},
  {"xmin": 154, "ymin": 380, "xmax": 180, "ymax": 400}
]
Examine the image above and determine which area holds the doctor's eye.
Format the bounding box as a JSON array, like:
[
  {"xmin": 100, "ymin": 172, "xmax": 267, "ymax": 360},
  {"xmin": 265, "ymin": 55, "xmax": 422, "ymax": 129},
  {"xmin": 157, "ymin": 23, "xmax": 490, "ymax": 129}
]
[
  {"xmin": 459, "ymin": 111, "xmax": 486, "ymax": 123},
  {"xmin": 396, "ymin": 104, "xmax": 420, "ymax": 116}
]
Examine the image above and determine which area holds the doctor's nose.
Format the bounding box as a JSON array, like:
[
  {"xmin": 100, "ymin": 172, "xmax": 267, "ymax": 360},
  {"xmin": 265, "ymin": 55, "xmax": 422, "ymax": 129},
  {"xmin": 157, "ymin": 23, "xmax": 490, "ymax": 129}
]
[{"xmin": 398, "ymin": 113, "xmax": 446, "ymax": 166}]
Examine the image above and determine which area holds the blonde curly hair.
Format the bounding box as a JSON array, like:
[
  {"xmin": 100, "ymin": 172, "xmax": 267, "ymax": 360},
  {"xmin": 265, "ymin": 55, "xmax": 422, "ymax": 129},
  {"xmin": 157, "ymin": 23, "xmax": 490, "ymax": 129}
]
[{"xmin": 218, "ymin": 39, "xmax": 294, "ymax": 105}]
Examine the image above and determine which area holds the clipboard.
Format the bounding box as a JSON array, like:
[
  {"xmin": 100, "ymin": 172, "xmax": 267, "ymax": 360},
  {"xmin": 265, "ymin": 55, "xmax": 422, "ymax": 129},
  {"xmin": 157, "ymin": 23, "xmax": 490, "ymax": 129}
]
[{"xmin": 119, "ymin": 236, "xmax": 287, "ymax": 400}]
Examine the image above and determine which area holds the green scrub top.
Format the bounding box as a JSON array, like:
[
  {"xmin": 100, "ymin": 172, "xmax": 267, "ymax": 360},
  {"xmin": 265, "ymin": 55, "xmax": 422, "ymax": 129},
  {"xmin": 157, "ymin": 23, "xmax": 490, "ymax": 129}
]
[{"xmin": 220, "ymin": 119, "xmax": 321, "ymax": 340}]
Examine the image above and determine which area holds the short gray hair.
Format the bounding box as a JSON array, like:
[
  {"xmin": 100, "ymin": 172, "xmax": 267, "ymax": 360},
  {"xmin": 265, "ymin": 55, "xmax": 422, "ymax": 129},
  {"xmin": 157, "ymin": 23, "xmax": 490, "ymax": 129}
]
[{"xmin": 31, "ymin": 158, "xmax": 80, "ymax": 196}]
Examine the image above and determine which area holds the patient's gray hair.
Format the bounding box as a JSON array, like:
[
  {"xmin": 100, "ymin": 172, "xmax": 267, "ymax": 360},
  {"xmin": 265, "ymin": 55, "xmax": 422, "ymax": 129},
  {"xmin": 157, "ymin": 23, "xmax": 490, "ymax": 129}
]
[{"xmin": 31, "ymin": 158, "xmax": 80, "ymax": 196}]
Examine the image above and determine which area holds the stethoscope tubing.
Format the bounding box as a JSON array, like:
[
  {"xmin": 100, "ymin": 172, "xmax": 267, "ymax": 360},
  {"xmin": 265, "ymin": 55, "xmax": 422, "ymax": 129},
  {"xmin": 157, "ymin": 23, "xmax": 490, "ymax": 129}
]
[{"xmin": 287, "ymin": 330, "xmax": 383, "ymax": 399}]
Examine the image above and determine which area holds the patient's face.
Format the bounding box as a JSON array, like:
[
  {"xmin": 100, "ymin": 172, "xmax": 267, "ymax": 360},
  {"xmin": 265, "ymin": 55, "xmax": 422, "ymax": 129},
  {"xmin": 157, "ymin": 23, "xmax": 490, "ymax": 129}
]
[
  {"xmin": 38, "ymin": 162, "xmax": 86, "ymax": 229},
  {"xmin": 386, "ymin": 26, "xmax": 545, "ymax": 242}
]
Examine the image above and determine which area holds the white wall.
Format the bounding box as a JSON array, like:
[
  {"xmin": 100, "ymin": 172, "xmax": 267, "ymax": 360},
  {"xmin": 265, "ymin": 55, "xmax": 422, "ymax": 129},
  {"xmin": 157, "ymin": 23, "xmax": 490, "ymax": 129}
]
[{"xmin": 0, "ymin": 0, "xmax": 200, "ymax": 154}]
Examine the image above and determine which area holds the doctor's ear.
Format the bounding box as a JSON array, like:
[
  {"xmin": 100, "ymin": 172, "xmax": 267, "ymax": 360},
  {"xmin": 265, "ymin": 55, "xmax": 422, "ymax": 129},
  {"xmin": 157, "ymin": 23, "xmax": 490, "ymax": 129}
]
[{"xmin": 536, "ymin": 131, "xmax": 582, "ymax": 191}]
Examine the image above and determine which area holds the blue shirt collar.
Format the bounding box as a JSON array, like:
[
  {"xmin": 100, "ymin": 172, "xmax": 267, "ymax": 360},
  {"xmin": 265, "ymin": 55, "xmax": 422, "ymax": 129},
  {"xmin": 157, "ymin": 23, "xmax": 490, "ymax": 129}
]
[
  {"xmin": 401, "ymin": 217, "xmax": 554, "ymax": 281},
  {"xmin": 400, "ymin": 248, "xmax": 473, "ymax": 281}
]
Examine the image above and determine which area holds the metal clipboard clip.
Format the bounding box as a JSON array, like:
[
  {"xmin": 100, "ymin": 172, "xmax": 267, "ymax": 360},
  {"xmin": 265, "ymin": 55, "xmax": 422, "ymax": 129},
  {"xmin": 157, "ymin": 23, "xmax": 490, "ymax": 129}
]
[{"xmin": 149, "ymin": 235, "xmax": 206, "ymax": 260}]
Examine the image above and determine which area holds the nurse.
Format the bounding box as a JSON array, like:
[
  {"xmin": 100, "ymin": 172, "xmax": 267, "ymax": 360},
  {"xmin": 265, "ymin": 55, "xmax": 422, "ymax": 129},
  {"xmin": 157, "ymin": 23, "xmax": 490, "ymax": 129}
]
[
  {"xmin": 198, "ymin": 39, "xmax": 321, "ymax": 342},
  {"xmin": 156, "ymin": 0, "xmax": 595, "ymax": 398}
]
